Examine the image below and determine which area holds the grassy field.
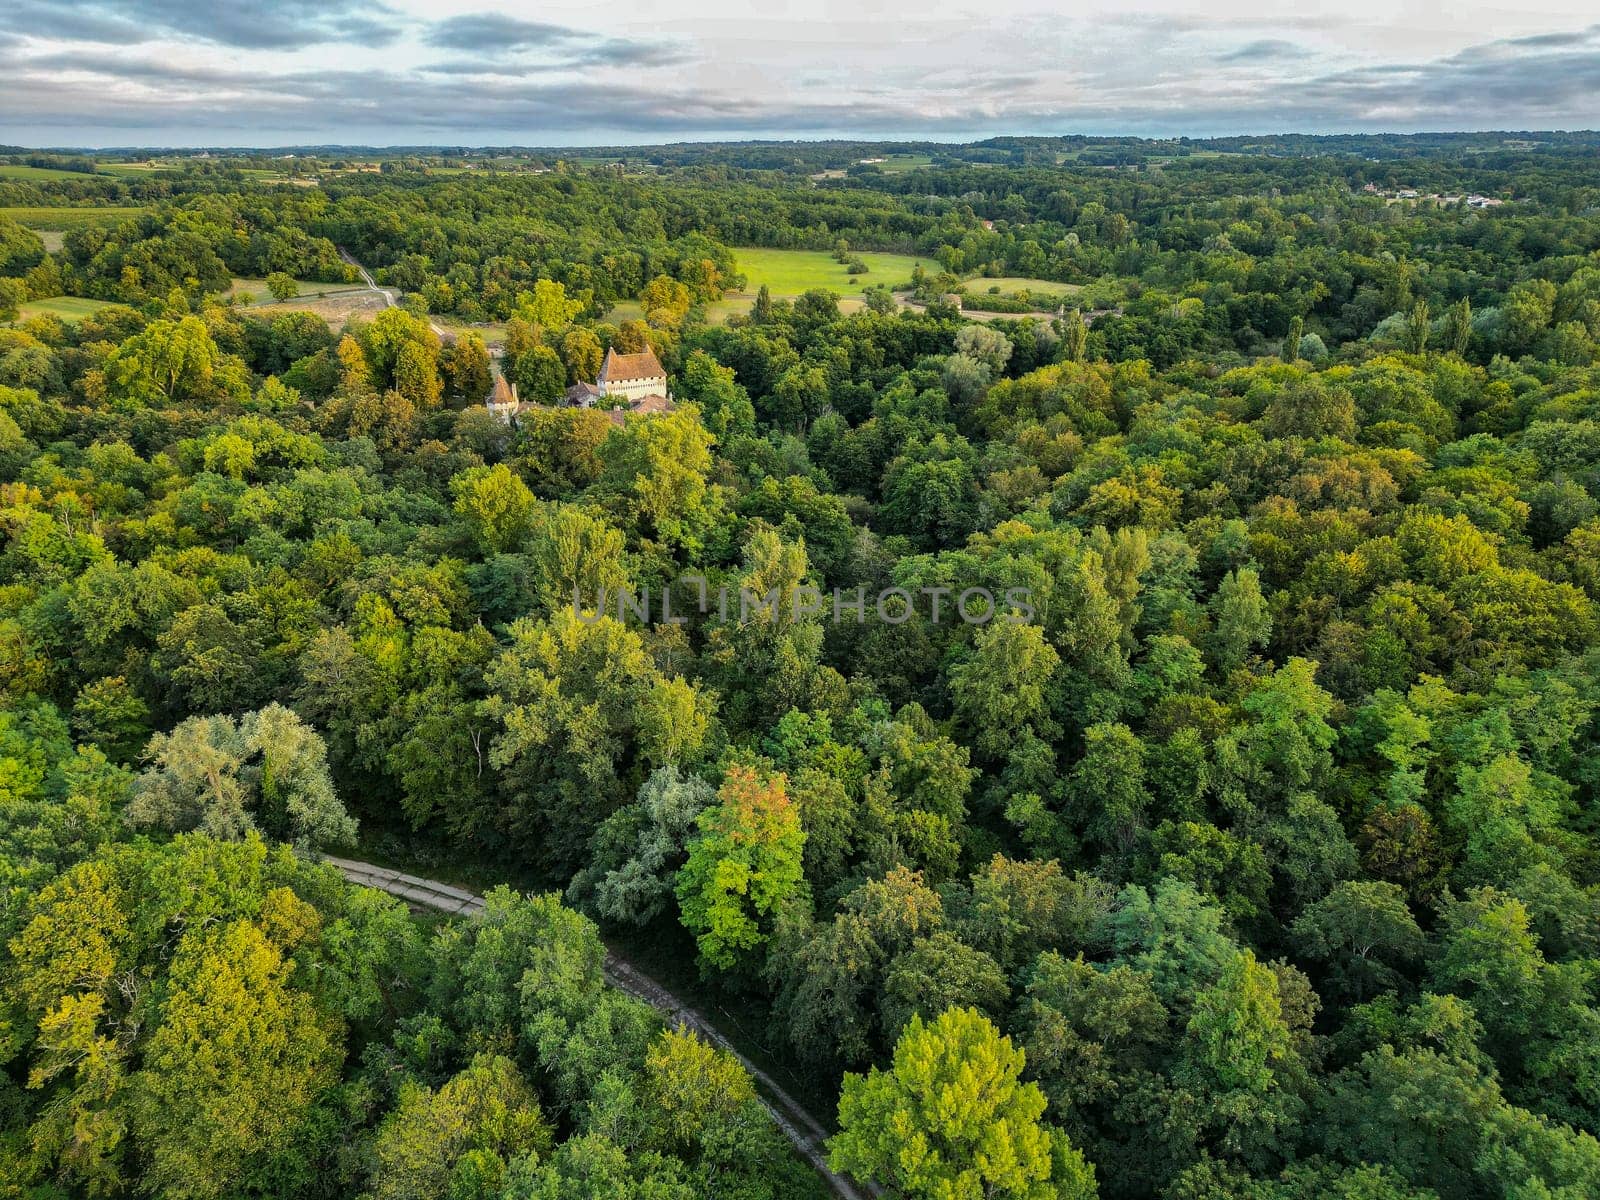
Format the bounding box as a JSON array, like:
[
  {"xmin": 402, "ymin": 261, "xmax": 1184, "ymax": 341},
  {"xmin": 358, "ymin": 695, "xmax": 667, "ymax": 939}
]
[
  {"xmin": 702, "ymin": 295, "xmax": 866, "ymax": 325},
  {"xmin": 433, "ymin": 318, "xmax": 508, "ymax": 348},
  {"xmin": 98, "ymin": 161, "xmax": 168, "ymax": 175},
  {"xmin": 869, "ymin": 153, "xmax": 934, "ymax": 174},
  {"xmin": 965, "ymin": 276, "xmax": 1082, "ymax": 298},
  {"xmin": 16, "ymin": 296, "xmax": 115, "ymax": 322},
  {"xmin": 1, "ymin": 206, "xmax": 146, "ymax": 231},
  {"xmin": 0, "ymin": 165, "xmax": 103, "ymax": 181},
  {"xmin": 604, "ymin": 248, "xmax": 928, "ymax": 325},
  {"xmin": 733, "ymin": 246, "xmax": 932, "ymax": 296},
  {"xmin": 227, "ymin": 276, "xmax": 365, "ymax": 305}
]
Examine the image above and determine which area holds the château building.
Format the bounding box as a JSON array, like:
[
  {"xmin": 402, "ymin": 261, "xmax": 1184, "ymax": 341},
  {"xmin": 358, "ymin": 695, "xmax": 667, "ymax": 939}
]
[
  {"xmin": 595, "ymin": 345, "xmax": 670, "ymax": 404},
  {"xmin": 488, "ymin": 343, "xmax": 675, "ymax": 425}
]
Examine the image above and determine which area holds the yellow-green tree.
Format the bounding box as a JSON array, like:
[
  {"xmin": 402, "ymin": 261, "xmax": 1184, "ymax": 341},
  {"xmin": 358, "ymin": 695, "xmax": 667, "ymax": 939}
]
[
  {"xmin": 640, "ymin": 275, "xmax": 691, "ymax": 327},
  {"xmin": 451, "ymin": 462, "xmax": 540, "ymax": 554},
  {"xmin": 675, "ymin": 765, "xmax": 807, "ymax": 970},
  {"xmin": 829, "ymin": 1006, "xmax": 1097, "ymax": 1200},
  {"xmin": 370, "ymin": 1053, "xmax": 552, "ymax": 1200},
  {"xmin": 514, "ymin": 279, "xmax": 585, "ymax": 332},
  {"xmin": 130, "ymin": 918, "xmax": 341, "ymax": 1199}
]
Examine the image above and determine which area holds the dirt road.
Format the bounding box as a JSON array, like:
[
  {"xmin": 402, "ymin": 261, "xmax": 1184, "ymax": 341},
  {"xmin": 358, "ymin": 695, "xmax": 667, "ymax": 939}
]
[
  {"xmin": 336, "ymin": 249, "xmax": 458, "ymax": 345},
  {"xmin": 322, "ymin": 854, "xmax": 877, "ymax": 1200}
]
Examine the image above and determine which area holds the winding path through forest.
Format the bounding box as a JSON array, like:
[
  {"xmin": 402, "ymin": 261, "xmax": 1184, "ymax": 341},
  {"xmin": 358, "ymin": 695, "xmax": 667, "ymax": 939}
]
[
  {"xmin": 323, "ymin": 854, "xmax": 877, "ymax": 1200},
  {"xmin": 336, "ymin": 249, "xmax": 459, "ymax": 346}
]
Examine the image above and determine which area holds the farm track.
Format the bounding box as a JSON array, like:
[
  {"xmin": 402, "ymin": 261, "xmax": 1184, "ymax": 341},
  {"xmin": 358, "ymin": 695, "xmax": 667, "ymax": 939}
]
[
  {"xmin": 322, "ymin": 854, "xmax": 878, "ymax": 1200},
  {"xmin": 337, "ymin": 249, "xmax": 456, "ymax": 344}
]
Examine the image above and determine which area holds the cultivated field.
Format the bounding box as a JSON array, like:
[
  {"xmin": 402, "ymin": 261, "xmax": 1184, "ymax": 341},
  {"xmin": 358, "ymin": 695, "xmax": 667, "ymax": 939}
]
[
  {"xmin": 97, "ymin": 161, "xmax": 170, "ymax": 175},
  {"xmin": 0, "ymin": 206, "xmax": 146, "ymax": 231},
  {"xmin": 868, "ymin": 153, "xmax": 934, "ymax": 173},
  {"xmin": 0, "ymin": 165, "xmax": 103, "ymax": 181},
  {"xmin": 233, "ymin": 291, "xmax": 392, "ymax": 326}
]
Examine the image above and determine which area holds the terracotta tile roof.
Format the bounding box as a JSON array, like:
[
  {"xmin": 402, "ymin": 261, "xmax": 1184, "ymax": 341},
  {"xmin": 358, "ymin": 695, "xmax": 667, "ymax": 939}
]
[
  {"xmin": 599, "ymin": 345, "xmax": 665, "ymax": 383},
  {"xmin": 487, "ymin": 376, "xmax": 518, "ymax": 406},
  {"xmin": 602, "ymin": 394, "xmax": 677, "ymax": 424}
]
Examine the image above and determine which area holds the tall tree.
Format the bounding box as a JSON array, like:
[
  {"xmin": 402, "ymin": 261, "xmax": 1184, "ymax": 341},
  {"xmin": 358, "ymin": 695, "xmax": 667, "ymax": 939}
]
[
  {"xmin": 830, "ymin": 1006, "xmax": 1097, "ymax": 1200},
  {"xmin": 675, "ymin": 765, "xmax": 807, "ymax": 971}
]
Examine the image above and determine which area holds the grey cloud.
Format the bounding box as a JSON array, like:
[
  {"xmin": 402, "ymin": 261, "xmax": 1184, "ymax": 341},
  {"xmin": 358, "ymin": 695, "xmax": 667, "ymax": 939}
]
[
  {"xmin": 1217, "ymin": 40, "xmax": 1313, "ymax": 64},
  {"xmin": 1295, "ymin": 36, "xmax": 1600, "ymax": 118},
  {"xmin": 4, "ymin": 18, "xmax": 1600, "ymax": 145},
  {"xmin": 424, "ymin": 15, "xmax": 580, "ymax": 52},
  {"xmin": 422, "ymin": 14, "xmax": 691, "ymax": 68},
  {"xmin": 1503, "ymin": 27, "xmax": 1600, "ymax": 50},
  {"xmin": 0, "ymin": 0, "xmax": 402, "ymax": 50}
]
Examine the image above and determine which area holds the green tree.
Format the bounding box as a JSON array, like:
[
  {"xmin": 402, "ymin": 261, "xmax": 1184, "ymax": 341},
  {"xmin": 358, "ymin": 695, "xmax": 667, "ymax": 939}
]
[
  {"xmin": 752, "ymin": 283, "xmax": 774, "ymax": 323},
  {"xmin": 127, "ymin": 705, "xmax": 356, "ymax": 849},
  {"xmin": 265, "ymin": 271, "xmax": 299, "ymax": 303},
  {"xmin": 595, "ymin": 406, "xmax": 720, "ymax": 553},
  {"xmin": 1062, "ymin": 309, "xmax": 1089, "ymax": 363},
  {"xmin": 951, "ymin": 620, "xmax": 1061, "ymax": 757},
  {"xmin": 511, "ymin": 343, "xmax": 566, "ymax": 404},
  {"xmin": 130, "ymin": 919, "xmax": 340, "ymax": 1200},
  {"xmin": 830, "ymin": 1006, "xmax": 1096, "ymax": 1200},
  {"xmin": 1447, "ymin": 296, "xmax": 1473, "ymax": 356},
  {"xmin": 572, "ymin": 765, "xmax": 715, "ymax": 927},
  {"xmin": 1291, "ymin": 880, "xmax": 1424, "ymax": 1001},
  {"xmin": 483, "ymin": 612, "xmax": 713, "ymax": 873},
  {"xmin": 1403, "ymin": 299, "xmax": 1430, "ymax": 355},
  {"xmin": 101, "ymin": 316, "xmax": 231, "ymax": 408},
  {"xmin": 452, "ymin": 463, "xmax": 540, "ymax": 554},
  {"xmin": 370, "ymin": 1054, "xmax": 552, "ymax": 1200},
  {"xmin": 677, "ymin": 348, "xmax": 755, "ymax": 439},
  {"xmin": 1065, "ymin": 721, "xmax": 1151, "ymax": 857},
  {"xmin": 774, "ymin": 865, "xmax": 945, "ymax": 1070},
  {"xmin": 880, "ymin": 932, "xmax": 1008, "ymax": 1038},
  {"xmin": 640, "ymin": 1026, "xmax": 774, "ymax": 1164},
  {"xmin": 675, "ymin": 765, "xmax": 807, "ymax": 970},
  {"xmin": 1207, "ymin": 567, "xmax": 1271, "ymax": 674}
]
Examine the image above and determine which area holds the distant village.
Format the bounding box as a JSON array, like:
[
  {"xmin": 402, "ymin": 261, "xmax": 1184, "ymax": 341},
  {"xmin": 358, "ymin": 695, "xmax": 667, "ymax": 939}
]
[{"xmin": 1362, "ymin": 183, "xmax": 1506, "ymax": 208}]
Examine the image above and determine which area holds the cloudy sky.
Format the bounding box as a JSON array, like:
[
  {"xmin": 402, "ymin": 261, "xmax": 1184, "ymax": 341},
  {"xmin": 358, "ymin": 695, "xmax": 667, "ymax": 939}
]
[{"xmin": 2, "ymin": 1, "xmax": 1599, "ymax": 147}]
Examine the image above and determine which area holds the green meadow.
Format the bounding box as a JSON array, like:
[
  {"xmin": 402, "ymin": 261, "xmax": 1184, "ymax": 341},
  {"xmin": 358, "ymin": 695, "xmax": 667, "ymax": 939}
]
[
  {"xmin": 731, "ymin": 246, "xmax": 932, "ymax": 296},
  {"xmin": 15, "ymin": 296, "xmax": 115, "ymax": 322},
  {"xmin": 227, "ymin": 277, "xmax": 366, "ymax": 304}
]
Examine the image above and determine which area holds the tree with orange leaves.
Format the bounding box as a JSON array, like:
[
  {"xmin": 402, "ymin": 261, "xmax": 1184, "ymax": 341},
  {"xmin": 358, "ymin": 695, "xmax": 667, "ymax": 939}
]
[{"xmin": 675, "ymin": 765, "xmax": 807, "ymax": 970}]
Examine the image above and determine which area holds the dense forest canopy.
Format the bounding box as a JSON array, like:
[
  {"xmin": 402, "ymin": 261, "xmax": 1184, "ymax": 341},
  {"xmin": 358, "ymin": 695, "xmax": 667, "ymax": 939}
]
[{"xmin": 6, "ymin": 131, "xmax": 1600, "ymax": 1200}]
